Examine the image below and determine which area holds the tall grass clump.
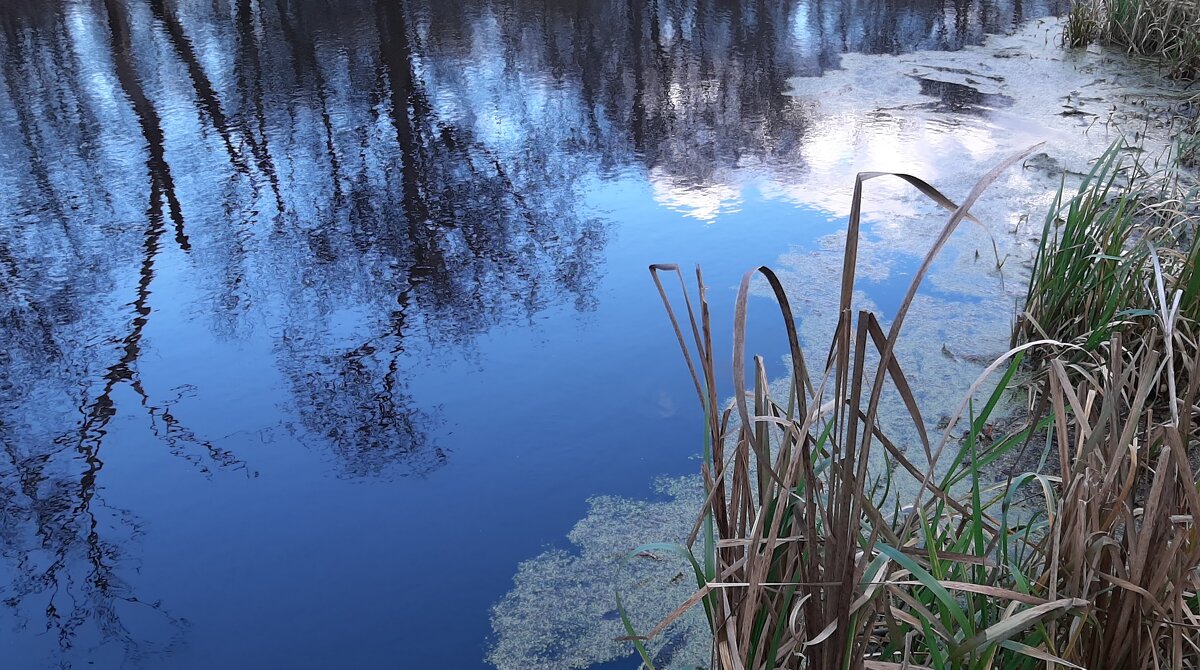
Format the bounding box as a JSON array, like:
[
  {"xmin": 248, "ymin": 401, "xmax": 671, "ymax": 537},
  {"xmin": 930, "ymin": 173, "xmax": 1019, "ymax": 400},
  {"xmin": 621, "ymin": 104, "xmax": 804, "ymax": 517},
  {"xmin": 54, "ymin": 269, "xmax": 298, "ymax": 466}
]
[
  {"xmin": 1016, "ymin": 140, "xmax": 1199, "ymax": 440},
  {"xmin": 623, "ymin": 147, "xmax": 1200, "ymax": 669},
  {"xmin": 1007, "ymin": 139, "xmax": 1200, "ymax": 667},
  {"xmin": 1063, "ymin": 0, "xmax": 1200, "ymax": 81}
]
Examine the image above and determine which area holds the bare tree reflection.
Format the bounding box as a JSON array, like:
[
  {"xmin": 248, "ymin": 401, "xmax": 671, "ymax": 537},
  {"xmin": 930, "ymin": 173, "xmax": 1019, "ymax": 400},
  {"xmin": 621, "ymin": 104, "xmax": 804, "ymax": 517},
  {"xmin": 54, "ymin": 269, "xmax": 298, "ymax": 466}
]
[
  {"xmin": 0, "ymin": 0, "xmax": 1065, "ymax": 662},
  {"xmin": 0, "ymin": 1, "xmax": 241, "ymax": 664}
]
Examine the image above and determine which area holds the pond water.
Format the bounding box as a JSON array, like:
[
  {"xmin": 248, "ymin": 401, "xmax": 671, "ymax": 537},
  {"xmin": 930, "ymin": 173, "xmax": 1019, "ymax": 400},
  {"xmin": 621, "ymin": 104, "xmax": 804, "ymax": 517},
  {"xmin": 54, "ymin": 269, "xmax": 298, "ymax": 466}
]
[{"xmin": 0, "ymin": 0, "xmax": 1099, "ymax": 668}]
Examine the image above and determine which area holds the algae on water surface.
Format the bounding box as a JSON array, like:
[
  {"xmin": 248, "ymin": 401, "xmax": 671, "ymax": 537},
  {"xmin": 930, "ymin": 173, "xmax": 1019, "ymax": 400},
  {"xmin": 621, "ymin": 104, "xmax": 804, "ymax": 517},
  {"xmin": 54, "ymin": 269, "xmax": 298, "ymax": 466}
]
[{"xmin": 488, "ymin": 478, "xmax": 708, "ymax": 670}]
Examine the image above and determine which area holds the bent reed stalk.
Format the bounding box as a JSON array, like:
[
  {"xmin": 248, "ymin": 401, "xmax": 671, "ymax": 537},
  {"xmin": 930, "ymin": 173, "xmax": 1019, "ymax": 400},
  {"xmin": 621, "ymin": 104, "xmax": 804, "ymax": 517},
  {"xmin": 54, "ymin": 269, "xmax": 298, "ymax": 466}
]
[{"xmin": 625, "ymin": 146, "xmax": 1200, "ymax": 669}]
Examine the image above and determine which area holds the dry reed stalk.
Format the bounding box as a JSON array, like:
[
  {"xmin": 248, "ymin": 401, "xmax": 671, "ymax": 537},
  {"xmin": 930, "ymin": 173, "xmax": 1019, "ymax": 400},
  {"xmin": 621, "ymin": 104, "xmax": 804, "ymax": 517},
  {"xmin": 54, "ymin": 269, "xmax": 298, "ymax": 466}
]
[{"xmin": 631, "ymin": 145, "xmax": 1200, "ymax": 669}]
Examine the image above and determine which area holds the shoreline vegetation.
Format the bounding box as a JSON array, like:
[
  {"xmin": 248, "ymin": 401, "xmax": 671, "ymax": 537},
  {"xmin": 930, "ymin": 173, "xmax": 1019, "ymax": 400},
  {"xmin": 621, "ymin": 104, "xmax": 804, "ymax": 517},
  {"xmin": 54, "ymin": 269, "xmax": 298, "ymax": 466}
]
[
  {"xmin": 1064, "ymin": 0, "xmax": 1200, "ymax": 82},
  {"xmin": 631, "ymin": 143, "xmax": 1199, "ymax": 669},
  {"xmin": 627, "ymin": 7, "xmax": 1200, "ymax": 666}
]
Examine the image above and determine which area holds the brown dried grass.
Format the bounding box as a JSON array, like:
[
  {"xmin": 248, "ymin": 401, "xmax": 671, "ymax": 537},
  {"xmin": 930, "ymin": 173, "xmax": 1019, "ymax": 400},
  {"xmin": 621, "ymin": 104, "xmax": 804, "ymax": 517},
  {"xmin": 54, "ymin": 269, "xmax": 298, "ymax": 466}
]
[{"xmin": 630, "ymin": 146, "xmax": 1200, "ymax": 669}]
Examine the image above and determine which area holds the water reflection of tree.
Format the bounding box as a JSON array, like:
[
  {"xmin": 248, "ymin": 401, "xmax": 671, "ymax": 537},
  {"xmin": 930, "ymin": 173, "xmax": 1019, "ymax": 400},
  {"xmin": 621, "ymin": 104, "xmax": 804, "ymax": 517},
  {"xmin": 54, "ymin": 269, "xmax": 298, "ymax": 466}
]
[
  {"xmin": 1, "ymin": 0, "xmax": 613, "ymax": 654},
  {"xmin": 263, "ymin": 0, "xmax": 609, "ymax": 476},
  {"xmin": 0, "ymin": 0, "xmax": 1068, "ymax": 662},
  {"xmin": 0, "ymin": 1, "xmax": 239, "ymax": 664}
]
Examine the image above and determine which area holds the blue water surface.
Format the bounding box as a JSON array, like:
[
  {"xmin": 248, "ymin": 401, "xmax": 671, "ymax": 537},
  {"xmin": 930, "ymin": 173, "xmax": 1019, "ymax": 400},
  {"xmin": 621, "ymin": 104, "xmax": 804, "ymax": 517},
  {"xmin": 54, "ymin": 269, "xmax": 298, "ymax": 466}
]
[{"xmin": 0, "ymin": 0, "xmax": 1062, "ymax": 667}]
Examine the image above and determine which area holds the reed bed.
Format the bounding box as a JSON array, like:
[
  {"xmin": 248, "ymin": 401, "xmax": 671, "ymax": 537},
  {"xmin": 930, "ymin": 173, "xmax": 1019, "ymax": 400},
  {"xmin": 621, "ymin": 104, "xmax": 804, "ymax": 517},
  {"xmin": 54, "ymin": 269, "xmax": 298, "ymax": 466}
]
[
  {"xmin": 626, "ymin": 146, "xmax": 1200, "ymax": 669},
  {"xmin": 1016, "ymin": 140, "xmax": 1199, "ymax": 443},
  {"xmin": 1064, "ymin": 0, "xmax": 1200, "ymax": 81}
]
